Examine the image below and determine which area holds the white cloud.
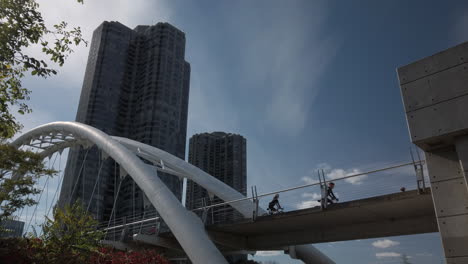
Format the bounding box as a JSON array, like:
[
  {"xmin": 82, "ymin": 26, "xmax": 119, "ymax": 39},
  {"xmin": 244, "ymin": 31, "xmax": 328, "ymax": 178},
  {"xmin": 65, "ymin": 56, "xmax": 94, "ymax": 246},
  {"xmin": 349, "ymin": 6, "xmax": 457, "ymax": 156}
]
[
  {"xmin": 12, "ymin": 0, "xmax": 173, "ymax": 135},
  {"xmin": 255, "ymin": 251, "xmax": 283, "ymax": 257},
  {"xmin": 187, "ymin": 69, "xmax": 240, "ymax": 134},
  {"xmin": 30, "ymin": 0, "xmax": 172, "ymax": 85},
  {"xmin": 327, "ymin": 168, "xmax": 367, "ymax": 185},
  {"xmin": 301, "ymin": 163, "xmax": 329, "ymax": 185},
  {"xmin": 296, "ymin": 192, "xmax": 321, "ymax": 209},
  {"xmin": 263, "ymin": 33, "xmax": 339, "ymax": 137},
  {"xmin": 13, "ymin": 107, "xmax": 58, "ymax": 139},
  {"xmin": 301, "ymin": 176, "xmax": 319, "ymax": 185},
  {"xmin": 372, "ymin": 239, "xmax": 400, "ymax": 249},
  {"xmin": 302, "ymin": 192, "xmax": 321, "ymax": 199},
  {"xmin": 376, "ymin": 252, "xmax": 401, "ymax": 258},
  {"xmin": 238, "ymin": 3, "xmax": 340, "ymax": 137},
  {"xmin": 303, "ymin": 163, "xmax": 367, "ymax": 186},
  {"xmin": 296, "ymin": 200, "xmax": 321, "ymax": 209}
]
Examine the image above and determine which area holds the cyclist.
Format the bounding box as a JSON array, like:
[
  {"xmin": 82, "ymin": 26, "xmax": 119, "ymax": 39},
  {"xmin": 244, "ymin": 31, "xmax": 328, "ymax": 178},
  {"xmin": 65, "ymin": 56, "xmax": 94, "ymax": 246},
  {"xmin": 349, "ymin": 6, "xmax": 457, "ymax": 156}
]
[
  {"xmin": 326, "ymin": 182, "xmax": 338, "ymax": 205},
  {"xmin": 268, "ymin": 193, "xmax": 283, "ymax": 214}
]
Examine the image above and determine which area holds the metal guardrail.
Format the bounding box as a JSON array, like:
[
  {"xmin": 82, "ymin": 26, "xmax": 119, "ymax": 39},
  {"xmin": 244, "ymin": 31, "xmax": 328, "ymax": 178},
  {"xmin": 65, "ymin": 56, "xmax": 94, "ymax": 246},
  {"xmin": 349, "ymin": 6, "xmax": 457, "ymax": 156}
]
[{"xmin": 100, "ymin": 159, "xmax": 428, "ymax": 240}]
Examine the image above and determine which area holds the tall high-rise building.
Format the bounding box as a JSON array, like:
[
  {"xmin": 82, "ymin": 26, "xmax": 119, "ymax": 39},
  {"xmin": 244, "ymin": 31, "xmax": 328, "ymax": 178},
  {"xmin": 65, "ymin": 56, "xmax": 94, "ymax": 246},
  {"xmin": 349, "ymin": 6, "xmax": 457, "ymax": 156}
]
[
  {"xmin": 59, "ymin": 21, "xmax": 190, "ymax": 222},
  {"xmin": 186, "ymin": 132, "xmax": 247, "ymax": 263},
  {"xmin": 186, "ymin": 132, "xmax": 247, "ymax": 224}
]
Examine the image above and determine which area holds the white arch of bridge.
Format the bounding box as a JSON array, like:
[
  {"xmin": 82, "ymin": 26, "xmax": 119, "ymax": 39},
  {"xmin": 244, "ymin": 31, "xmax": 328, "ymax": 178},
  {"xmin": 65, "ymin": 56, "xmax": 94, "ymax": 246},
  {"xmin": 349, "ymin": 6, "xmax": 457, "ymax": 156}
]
[
  {"xmin": 11, "ymin": 121, "xmax": 228, "ymax": 264},
  {"xmin": 11, "ymin": 121, "xmax": 334, "ymax": 264}
]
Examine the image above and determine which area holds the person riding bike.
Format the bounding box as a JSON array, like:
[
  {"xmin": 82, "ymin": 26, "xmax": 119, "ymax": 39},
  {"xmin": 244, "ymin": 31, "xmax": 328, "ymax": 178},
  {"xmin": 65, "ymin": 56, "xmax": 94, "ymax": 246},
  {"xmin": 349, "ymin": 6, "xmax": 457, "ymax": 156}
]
[
  {"xmin": 318, "ymin": 182, "xmax": 339, "ymax": 207},
  {"xmin": 268, "ymin": 193, "xmax": 283, "ymax": 213},
  {"xmin": 325, "ymin": 182, "xmax": 338, "ymax": 205}
]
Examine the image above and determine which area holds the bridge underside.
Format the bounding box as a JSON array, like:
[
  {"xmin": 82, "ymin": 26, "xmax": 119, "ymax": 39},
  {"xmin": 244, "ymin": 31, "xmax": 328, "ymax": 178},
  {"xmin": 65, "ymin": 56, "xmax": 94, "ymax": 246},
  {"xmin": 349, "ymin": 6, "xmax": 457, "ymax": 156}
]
[
  {"xmin": 124, "ymin": 189, "xmax": 436, "ymax": 255},
  {"xmin": 209, "ymin": 189, "xmax": 437, "ymax": 250}
]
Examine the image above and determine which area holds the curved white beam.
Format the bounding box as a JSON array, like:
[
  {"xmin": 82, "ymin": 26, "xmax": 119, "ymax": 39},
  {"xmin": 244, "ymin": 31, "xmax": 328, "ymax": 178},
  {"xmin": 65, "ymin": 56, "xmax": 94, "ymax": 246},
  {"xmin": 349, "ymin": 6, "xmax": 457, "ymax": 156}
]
[
  {"xmin": 112, "ymin": 136, "xmax": 264, "ymax": 217},
  {"xmin": 12, "ymin": 121, "xmax": 335, "ymax": 264},
  {"xmin": 12, "ymin": 121, "xmax": 228, "ymax": 264}
]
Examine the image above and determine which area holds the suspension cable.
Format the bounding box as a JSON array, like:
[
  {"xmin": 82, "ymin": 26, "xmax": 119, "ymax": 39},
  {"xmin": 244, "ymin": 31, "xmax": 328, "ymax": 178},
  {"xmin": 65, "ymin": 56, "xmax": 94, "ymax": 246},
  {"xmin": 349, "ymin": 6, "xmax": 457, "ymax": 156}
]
[
  {"xmin": 114, "ymin": 160, "xmax": 117, "ymax": 236},
  {"xmin": 24, "ymin": 153, "xmax": 59, "ymax": 234},
  {"xmin": 44, "ymin": 179, "xmax": 48, "ymax": 219},
  {"xmin": 105, "ymin": 175, "xmax": 124, "ymax": 237},
  {"xmin": 86, "ymin": 155, "xmax": 105, "ymax": 212},
  {"xmin": 69, "ymin": 148, "xmax": 91, "ymax": 204},
  {"xmin": 46, "ymin": 152, "xmax": 64, "ymax": 218}
]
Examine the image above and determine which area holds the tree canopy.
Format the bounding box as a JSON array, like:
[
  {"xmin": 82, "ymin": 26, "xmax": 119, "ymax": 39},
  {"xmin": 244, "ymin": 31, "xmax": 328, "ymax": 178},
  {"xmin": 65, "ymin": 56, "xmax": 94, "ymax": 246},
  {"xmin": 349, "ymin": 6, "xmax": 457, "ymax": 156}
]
[
  {"xmin": 0, "ymin": 0, "xmax": 86, "ymax": 138},
  {"xmin": 0, "ymin": 0, "xmax": 86, "ymax": 226},
  {"xmin": 37, "ymin": 201, "xmax": 104, "ymax": 263},
  {"xmin": 0, "ymin": 143, "xmax": 56, "ymax": 223}
]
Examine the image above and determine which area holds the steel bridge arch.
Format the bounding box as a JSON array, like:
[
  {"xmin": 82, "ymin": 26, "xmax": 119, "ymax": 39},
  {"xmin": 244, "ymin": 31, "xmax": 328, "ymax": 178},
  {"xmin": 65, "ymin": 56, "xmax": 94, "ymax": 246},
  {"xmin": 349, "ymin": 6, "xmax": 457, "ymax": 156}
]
[
  {"xmin": 11, "ymin": 121, "xmax": 230, "ymax": 264},
  {"xmin": 11, "ymin": 121, "xmax": 334, "ymax": 264}
]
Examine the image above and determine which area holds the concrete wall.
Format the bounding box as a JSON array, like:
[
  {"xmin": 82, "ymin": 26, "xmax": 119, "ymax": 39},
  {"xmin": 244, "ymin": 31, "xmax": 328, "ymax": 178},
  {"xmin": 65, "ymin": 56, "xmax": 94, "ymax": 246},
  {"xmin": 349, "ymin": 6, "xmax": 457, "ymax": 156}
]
[
  {"xmin": 397, "ymin": 42, "xmax": 468, "ymax": 151},
  {"xmin": 397, "ymin": 41, "xmax": 468, "ymax": 263}
]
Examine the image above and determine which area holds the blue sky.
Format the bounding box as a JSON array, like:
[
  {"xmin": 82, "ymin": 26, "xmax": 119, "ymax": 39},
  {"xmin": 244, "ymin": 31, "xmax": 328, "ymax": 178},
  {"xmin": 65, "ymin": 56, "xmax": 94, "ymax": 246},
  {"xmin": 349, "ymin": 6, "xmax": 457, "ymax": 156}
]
[{"xmin": 13, "ymin": 0, "xmax": 468, "ymax": 263}]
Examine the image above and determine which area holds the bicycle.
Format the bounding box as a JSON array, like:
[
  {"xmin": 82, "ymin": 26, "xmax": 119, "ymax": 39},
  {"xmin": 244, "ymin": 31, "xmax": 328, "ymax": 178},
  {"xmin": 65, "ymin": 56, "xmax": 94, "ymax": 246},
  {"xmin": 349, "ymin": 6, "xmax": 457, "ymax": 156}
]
[{"xmin": 264, "ymin": 207, "xmax": 284, "ymax": 216}]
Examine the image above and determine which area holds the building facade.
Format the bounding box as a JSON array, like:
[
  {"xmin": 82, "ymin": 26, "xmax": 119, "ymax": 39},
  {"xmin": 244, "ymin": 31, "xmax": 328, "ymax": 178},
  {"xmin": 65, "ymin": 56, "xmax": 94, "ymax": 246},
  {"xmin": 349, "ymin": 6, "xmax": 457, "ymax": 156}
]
[
  {"xmin": 0, "ymin": 219, "xmax": 25, "ymax": 237},
  {"xmin": 186, "ymin": 132, "xmax": 247, "ymax": 263},
  {"xmin": 186, "ymin": 132, "xmax": 247, "ymax": 224},
  {"xmin": 59, "ymin": 21, "xmax": 190, "ymax": 223}
]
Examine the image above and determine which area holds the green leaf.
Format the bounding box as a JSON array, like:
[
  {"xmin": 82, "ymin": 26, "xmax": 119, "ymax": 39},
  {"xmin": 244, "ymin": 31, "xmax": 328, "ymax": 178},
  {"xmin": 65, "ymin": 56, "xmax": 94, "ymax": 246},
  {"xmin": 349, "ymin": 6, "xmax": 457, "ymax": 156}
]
[{"xmin": 0, "ymin": 0, "xmax": 87, "ymax": 137}]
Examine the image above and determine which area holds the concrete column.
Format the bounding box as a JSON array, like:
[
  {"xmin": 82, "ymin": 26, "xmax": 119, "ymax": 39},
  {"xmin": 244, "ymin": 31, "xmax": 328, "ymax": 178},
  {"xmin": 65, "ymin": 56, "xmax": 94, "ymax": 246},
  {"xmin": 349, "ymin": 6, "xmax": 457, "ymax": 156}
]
[
  {"xmin": 425, "ymin": 147, "xmax": 468, "ymax": 263},
  {"xmin": 397, "ymin": 41, "xmax": 468, "ymax": 263},
  {"xmin": 456, "ymin": 137, "xmax": 468, "ymax": 192}
]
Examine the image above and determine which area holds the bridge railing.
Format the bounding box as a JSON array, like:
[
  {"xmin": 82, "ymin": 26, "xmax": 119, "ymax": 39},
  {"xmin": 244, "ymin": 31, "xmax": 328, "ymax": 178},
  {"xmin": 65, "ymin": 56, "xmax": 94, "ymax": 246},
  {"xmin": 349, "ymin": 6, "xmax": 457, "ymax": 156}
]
[
  {"xmin": 98, "ymin": 209, "xmax": 161, "ymax": 241},
  {"xmin": 259, "ymin": 160, "xmax": 428, "ymax": 213},
  {"xmin": 186, "ymin": 160, "xmax": 428, "ymax": 218},
  {"xmin": 99, "ymin": 159, "xmax": 428, "ymax": 239}
]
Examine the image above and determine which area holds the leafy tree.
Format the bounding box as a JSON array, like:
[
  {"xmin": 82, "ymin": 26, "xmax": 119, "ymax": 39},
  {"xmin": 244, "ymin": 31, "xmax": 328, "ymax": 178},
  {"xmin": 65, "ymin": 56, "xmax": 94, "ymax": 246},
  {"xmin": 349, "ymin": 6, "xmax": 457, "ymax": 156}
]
[
  {"xmin": 90, "ymin": 248, "xmax": 170, "ymax": 264},
  {"xmin": 0, "ymin": 236, "xmax": 37, "ymax": 263},
  {"xmin": 0, "ymin": 202, "xmax": 99, "ymax": 264},
  {"xmin": 32, "ymin": 201, "xmax": 104, "ymax": 264},
  {"xmin": 0, "ymin": 143, "xmax": 56, "ymax": 224},
  {"xmin": 0, "ymin": 0, "xmax": 87, "ymax": 138},
  {"xmin": 0, "ymin": 0, "xmax": 86, "ymax": 226},
  {"xmin": 0, "ymin": 203, "xmax": 170, "ymax": 264}
]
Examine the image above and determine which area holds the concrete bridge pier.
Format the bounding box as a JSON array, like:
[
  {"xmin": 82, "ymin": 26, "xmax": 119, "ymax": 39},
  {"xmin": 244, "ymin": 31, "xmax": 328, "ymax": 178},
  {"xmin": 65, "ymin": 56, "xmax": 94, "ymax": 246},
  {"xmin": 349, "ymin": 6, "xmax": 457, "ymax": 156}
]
[
  {"xmin": 457, "ymin": 137, "xmax": 468, "ymax": 194},
  {"xmin": 286, "ymin": 244, "xmax": 335, "ymax": 264},
  {"xmin": 398, "ymin": 42, "xmax": 468, "ymax": 263},
  {"xmin": 425, "ymin": 144, "xmax": 468, "ymax": 264}
]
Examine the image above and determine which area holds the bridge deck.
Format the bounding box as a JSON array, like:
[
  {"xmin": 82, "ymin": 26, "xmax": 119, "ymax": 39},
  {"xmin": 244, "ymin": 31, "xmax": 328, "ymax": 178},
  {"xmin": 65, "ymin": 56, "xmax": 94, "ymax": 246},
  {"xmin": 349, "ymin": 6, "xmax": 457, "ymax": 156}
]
[{"xmin": 206, "ymin": 189, "xmax": 437, "ymax": 250}]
